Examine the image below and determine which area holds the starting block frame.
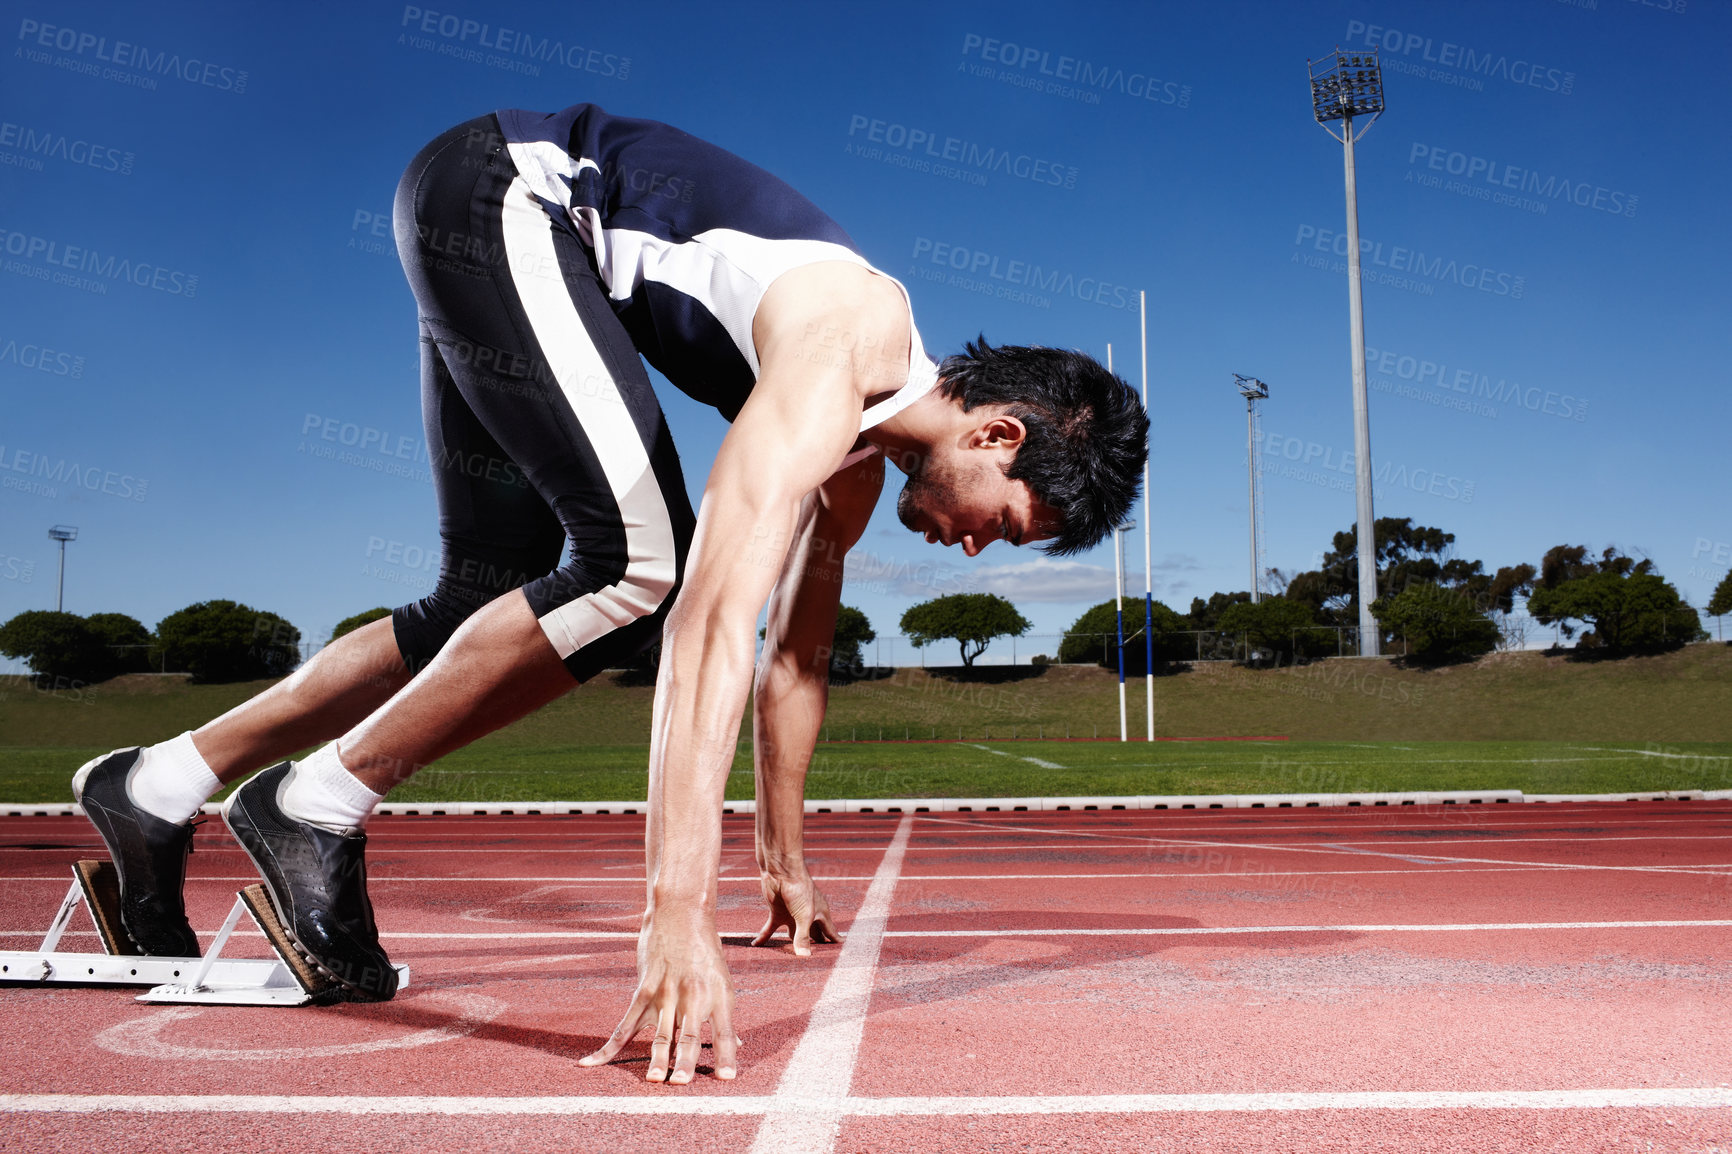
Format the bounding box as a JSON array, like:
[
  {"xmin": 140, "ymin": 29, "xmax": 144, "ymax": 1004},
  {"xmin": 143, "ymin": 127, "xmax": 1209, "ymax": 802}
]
[{"xmin": 0, "ymin": 861, "xmax": 407, "ymax": 1006}]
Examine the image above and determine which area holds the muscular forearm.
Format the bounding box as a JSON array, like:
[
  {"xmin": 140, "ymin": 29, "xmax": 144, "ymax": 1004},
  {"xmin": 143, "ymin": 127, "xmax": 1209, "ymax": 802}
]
[
  {"xmin": 644, "ymin": 604, "xmax": 758, "ymax": 916},
  {"xmin": 752, "ymin": 658, "xmax": 828, "ymax": 874}
]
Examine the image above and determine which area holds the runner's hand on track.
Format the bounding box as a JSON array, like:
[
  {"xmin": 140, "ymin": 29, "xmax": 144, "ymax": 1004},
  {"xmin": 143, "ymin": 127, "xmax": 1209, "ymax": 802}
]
[
  {"xmin": 752, "ymin": 867, "xmax": 840, "ymax": 957},
  {"xmin": 579, "ymin": 912, "xmax": 740, "ymax": 1083}
]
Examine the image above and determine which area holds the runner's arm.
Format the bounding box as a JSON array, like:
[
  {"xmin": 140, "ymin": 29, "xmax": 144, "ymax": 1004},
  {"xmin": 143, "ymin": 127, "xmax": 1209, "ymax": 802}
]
[
  {"xmin": 580, "ymin": 264, "xmax": 907, "ymax": 1084},
  {"xmin": 751, "ymin": 452, "xmax": 884, "ymax": 954}
]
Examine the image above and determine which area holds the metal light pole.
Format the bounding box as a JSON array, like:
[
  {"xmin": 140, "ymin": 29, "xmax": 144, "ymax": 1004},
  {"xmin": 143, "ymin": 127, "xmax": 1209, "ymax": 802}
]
[
  {"xmin": 1139, "ymin": 291, "xmax": 1154, "ymax": 741},
  {"xmin": 47, "ymin": 526, "xmax": 77, "ymax": 612},
  {"xmin": 1308, "ymin": 47, "xmax": 1385, "ymax": 655},
  {"xmin": 1113, "ymin": 522, "xmax": 1134, "ymax": 742},
  {"xmin": 1233, "ymin": 376, "xmax": 1270, "ymax": 603}
]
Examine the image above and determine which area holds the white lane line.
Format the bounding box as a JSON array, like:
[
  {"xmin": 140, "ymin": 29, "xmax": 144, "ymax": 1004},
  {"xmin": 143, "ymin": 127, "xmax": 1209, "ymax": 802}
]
[
  {"xmin": 2, "ymin": 1087, "xmax": 1729, "ymax": 1116},
  {"xmin": 1316, "ymin": 842, "xmax": 1452, "ymax": 865},
  {"xmin": 879, "ymin": 919, "xmax": 1732, "ymax": 938},
  {"xmin": 916, "ymin": 815, "xmax": 1732, "ymax": 877},
  {"xmin": 19, "ymin": 917, "xmax": 1723, "ymax": 944},
  {"xmin": 94, "ymin": 993, "xmax": 507, "ymax": 1060},
  {"xmin": 966, "ymin": 743, "xmax": 1065, "ymax": 771},
  {"xmin": 747, "ymin": 814, "xmax": 913, "ymax": 1154}
]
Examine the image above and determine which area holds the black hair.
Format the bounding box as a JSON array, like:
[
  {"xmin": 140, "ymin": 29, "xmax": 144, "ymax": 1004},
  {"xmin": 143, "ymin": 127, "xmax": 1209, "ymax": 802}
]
[{"xmin": 936, "ymin": 337, "xmax": 1149, "ymax": 556}]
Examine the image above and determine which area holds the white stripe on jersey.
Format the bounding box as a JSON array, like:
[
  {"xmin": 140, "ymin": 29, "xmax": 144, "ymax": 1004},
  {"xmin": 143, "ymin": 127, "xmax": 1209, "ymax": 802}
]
[
  {"xmin": 504, "ymin": 138, "xmax": 938, "ymax": 436},
  {"xmin": 500, "ymin": 175, "xmax": 679, "ymax": 660}
]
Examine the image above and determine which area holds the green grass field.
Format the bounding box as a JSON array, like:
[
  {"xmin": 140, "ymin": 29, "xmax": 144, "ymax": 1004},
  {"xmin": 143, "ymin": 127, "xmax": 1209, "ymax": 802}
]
[
  {"xmin": 2, "ymin": 644, "xmax": 1728, "ymax": 803},
  {"xmin": 2, "ymin": 739, "xmax": 1727, "ymax": 805}
]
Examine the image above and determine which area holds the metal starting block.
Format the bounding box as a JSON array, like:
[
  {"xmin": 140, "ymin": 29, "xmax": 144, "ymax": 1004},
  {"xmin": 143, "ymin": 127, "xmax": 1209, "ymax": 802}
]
[{"xmin": 0, "ymin": 861, "xmax": 407, "ymax": 1006}]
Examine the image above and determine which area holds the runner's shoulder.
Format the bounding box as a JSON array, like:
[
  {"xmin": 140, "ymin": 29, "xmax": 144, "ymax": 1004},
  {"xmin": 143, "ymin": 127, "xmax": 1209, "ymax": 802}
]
[{"xmin": 754, "ymin": 263, "xmax": 908, "ymax": 388}]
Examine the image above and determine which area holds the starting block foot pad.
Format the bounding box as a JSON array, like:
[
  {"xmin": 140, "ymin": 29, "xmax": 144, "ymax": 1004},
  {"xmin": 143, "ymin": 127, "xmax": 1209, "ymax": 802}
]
[
  {"xmin": 73, "ymin": 860, "xmax": 139, "ymax": 958},
  {"xmin": 236, "ymin": 884, "xmax": 343, "ymax": 1004},
  {"xmin": 1, "ymin": 864, "xmax": 407, "ymax": 1005}
]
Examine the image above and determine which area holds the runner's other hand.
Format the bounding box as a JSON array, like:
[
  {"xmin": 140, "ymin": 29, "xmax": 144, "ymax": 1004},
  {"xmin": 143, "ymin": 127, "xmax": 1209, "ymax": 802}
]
[
  {"xmin": 752, "ymin": 867, "xmax": 840, "ymax": 957},
  {"xmin": 579, "ymin": 912, "xmax": 740, "ymax": 1083}
]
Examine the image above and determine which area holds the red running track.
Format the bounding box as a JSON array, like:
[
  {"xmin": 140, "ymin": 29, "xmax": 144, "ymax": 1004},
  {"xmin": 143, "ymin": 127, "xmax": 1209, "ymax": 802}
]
[{"xmin": 1, "ymin": 803, "xmax": 1730, "ymax": 1152}]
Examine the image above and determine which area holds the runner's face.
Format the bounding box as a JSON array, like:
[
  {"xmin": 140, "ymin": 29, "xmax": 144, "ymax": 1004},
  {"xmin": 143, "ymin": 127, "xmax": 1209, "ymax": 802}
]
[{"xmin": 896, "ymin": 447, "xmax": 1059, "ymax": 557}]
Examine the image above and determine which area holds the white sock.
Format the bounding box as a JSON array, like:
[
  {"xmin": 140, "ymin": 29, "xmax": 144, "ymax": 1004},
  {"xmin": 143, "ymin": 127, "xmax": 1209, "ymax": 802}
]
[
  {"xmin": 129, "ymin": 732, "xmax": 221, "ymax": 825},
  {"xmin": 279, "ymin": 743, "xmax": 383, "ymax": 834}
]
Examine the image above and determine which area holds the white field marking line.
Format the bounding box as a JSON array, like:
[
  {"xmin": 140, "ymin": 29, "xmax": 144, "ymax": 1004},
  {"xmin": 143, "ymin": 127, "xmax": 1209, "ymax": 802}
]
[
  {"xmin": 1580, "ymin": 746, "xmax": 1731, "ymax": 762},
  {"xmin": 878, "ymin": 919, "xmax": 1732, "ymax": 939},
  {"xmin": 915, "ymin": 815, "xmax": 1732, "ymax": 877},
  {"xmin": 3, "ymin": 1087, "xmax": 1730, "ymax": 1116},
  {"xmin": 966, "ymin": 743, "xmax": 1065, "ymax": 771},
  {"xmin": 747, "ymin": 814, "xmax": 914, "ymax": 1154}
]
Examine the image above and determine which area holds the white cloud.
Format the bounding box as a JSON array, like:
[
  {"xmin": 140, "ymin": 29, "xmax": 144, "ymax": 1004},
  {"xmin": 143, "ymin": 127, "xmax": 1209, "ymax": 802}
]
[{"xmin": 964, "ymin": 554, "xmax": 1201, "ymax": 603}]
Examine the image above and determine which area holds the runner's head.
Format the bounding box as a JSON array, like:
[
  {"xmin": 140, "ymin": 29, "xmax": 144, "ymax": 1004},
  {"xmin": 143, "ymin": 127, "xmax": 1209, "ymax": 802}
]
[{"xmin": 896, "ymin": 338, "xmax": 1148, "ymax": 556}]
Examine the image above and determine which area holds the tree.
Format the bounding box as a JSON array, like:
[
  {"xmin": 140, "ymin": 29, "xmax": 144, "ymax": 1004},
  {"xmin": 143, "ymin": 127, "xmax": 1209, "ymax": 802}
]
[
  {"xmin": 0, "ymin": 611, "xmax": 109, "ymax": 683},
  {"xmin": 830, "ymin": 605, "xmax": 876, "ymax": 671},
  {"xmin": 1710, "ymin": 571, "xmax": 1732, "ymax": 620},
  {"xmin": 1058, "ymin": 598, "xmax": 1189, "ymax": 671},
  {"xmin": 1215, "ymin": 597, "xmax": 1322, "ymax": 664},
  {"xmin": 1185, "ymin": 591, "xmax": 1251, "ymax": 631},
  {"xmin": 155, "ymin": 600, "xmax": 302, "ymax": 682},
  {"xmin": 85, "ymin": 613, "xmax": 154, "ymax": 676},
  {"xmin": 1283, "ymin": 519, "xmax": 1533, "ymax": 655},
  {"xmin": 900, "ymin": 593, "xmax": 1030, "ymax": 667},
  {"xmin": 1527, "ymin": 546, "xmax": 1706, "ymax": 652},
  {"xmin": 332, "ymin": 607, "xmax": 392, "ymax": 641},
  {"xmin": 1371, "ymin": 582, "xmax": 1500, "ymax": 664}
]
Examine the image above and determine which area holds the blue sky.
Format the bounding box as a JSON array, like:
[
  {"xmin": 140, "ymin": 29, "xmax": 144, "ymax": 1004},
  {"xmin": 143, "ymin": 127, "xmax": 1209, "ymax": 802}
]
[{"xmin": 2, "ymin": 0, "xmax": 1727, "ymax": 667}]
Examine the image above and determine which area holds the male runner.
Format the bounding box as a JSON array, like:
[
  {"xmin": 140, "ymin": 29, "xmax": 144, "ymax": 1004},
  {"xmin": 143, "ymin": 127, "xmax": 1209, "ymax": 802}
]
[{"xmin": 72, "ymin": 104, "xmax": 1148, "ymax": 1083}]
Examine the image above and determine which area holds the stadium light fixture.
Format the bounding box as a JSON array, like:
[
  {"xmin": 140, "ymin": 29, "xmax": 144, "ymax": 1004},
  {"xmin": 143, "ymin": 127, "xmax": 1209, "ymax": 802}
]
[
  {"xmin": 1308, "ymin": 46, "xmax": 1385, "ymax": 656},
  {"xmin": 1233, "ymin": 376, "xmax": 1270, "ymax": 604},
  {"xmin": 47, "ymin": 525, "xmax": 77, "ymax": 613}
]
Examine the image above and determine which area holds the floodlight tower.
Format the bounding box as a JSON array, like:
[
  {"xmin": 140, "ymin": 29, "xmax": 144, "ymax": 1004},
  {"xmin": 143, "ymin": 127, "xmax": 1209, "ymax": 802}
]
[
  {"xmin": 1308, "ymin": 46, "xmax": 1385, "ymax": 656},
  {"xmin": 1234, "ymin": 376, "xmax": 1270, "ymax": 603},
  {"xmin": 47, "ymin": 525, "xmax": 77, "ymax": 612}
]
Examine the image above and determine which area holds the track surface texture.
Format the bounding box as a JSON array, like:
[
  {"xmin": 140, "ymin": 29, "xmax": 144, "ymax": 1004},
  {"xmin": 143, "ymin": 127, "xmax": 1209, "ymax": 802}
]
[{"xmin": 2, "ymin": 803, "xmax": 1729, "ymax": 1152}]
